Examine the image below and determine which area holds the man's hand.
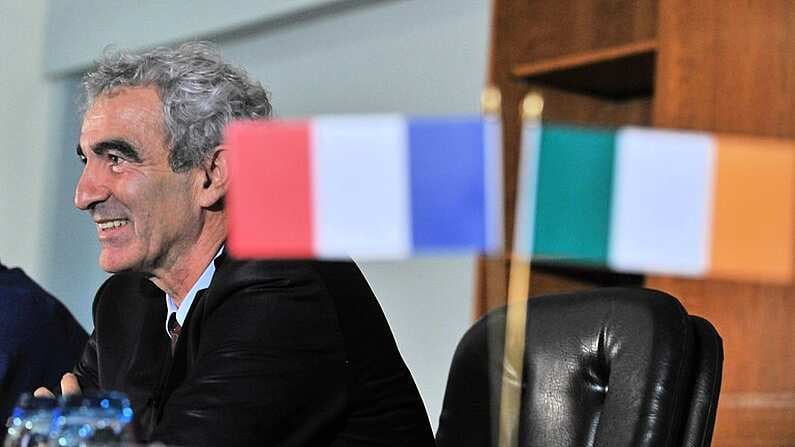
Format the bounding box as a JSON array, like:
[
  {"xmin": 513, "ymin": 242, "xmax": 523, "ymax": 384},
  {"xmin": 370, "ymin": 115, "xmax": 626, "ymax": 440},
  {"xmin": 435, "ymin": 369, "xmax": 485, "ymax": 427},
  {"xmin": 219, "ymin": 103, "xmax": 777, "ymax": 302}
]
[{"xmin": 33, "ymin": 373, "xmax": 82, "ymax": 398}]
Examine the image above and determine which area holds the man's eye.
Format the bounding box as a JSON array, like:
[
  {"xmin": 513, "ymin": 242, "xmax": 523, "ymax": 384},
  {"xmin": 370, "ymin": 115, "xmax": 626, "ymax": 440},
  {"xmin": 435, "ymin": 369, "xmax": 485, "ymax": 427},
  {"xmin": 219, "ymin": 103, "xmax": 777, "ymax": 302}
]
[
  {"xmin": 108, "ymin": 154, "xmax": 122, "ymax": 165},
  {"xmin": 78, "ymin": 154, "xmax": 87, "ymax": 164}
]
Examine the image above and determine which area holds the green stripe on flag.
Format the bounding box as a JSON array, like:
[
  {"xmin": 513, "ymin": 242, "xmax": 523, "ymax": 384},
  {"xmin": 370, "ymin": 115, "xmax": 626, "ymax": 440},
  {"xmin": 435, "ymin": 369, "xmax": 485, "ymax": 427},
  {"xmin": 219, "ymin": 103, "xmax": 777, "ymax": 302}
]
[{"xmin": 532, "ymin": 125, "xmax": 615, "ymax": 265}]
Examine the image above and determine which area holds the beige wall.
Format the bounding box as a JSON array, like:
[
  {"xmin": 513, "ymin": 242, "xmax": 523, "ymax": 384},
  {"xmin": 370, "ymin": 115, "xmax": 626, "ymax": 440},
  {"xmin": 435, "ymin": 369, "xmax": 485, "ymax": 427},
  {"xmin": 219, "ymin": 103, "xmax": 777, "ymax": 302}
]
[
  {"xmin": 0, "ymin": 0, "xmax": 51, "ymax": 279},
  {"xmin": 1, "ymin": 0, "xmax": 491, "ymax": 430}
]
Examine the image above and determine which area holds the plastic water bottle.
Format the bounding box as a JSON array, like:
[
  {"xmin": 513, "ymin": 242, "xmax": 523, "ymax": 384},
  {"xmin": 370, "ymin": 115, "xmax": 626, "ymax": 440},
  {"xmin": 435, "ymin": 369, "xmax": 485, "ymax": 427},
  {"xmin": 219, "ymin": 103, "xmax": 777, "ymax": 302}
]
[
  {"xmin": 3, "ymin": 393, "xmax": 57, "ymax": 447},
  {"xmin": 49, "ymin": 392, "xmax": 134, "ymax": 447}
]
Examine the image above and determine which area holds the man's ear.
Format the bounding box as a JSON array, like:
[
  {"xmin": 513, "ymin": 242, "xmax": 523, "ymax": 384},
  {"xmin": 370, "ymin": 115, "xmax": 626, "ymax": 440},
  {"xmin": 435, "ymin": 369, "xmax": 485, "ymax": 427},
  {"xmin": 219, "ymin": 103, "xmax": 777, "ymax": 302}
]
[{"xmin": 197, "ymin": 146, "xmax": 228, "ymax": 209}]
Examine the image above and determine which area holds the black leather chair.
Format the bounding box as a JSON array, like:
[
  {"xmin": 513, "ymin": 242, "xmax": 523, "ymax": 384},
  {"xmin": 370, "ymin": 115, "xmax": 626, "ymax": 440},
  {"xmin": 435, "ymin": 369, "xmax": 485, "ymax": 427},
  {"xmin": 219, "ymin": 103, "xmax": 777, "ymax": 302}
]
[{"xmin": 436, "ymin": 288, "xmax": 722, "ymax": 447}]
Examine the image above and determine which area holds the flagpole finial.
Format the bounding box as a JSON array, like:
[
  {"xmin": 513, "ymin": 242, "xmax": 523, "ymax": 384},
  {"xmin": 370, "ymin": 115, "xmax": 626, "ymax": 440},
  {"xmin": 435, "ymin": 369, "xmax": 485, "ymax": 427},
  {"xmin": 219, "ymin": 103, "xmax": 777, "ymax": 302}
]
[
  {"xmin": 521, "ymin": 91, "xmax": 544, "ymax": 121},
  {"xmin": 481, "ymin": 85, "xmax": 502, "ymax": 116}
]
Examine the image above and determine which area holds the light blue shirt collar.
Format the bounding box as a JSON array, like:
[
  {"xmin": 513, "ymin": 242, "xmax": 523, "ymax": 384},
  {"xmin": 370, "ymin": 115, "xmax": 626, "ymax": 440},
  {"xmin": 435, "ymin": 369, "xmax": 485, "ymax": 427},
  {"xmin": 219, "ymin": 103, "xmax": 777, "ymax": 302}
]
[{"xmin": 165, "ymin": 246, "xmax": 223, "ymax": 336}]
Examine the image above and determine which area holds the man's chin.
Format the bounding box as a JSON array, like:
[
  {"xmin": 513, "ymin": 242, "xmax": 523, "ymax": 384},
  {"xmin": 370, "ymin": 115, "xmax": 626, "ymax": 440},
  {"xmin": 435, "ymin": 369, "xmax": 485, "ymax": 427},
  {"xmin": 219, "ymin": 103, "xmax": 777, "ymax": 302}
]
[
  {"xmin": 98, "ymin": 261, "xmax": 133, "ymax": 274},
  {"xmin": 98, "ymin": 251, "xmax": 140, "ymax": 274}
]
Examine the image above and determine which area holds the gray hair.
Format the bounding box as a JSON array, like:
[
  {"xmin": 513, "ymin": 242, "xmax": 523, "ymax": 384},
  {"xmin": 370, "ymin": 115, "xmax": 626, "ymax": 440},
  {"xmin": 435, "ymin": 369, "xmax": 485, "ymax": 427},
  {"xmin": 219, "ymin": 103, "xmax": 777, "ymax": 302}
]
[{"xmin": 83, "ymin": 41, "xmax": 272, "ymax": 172}]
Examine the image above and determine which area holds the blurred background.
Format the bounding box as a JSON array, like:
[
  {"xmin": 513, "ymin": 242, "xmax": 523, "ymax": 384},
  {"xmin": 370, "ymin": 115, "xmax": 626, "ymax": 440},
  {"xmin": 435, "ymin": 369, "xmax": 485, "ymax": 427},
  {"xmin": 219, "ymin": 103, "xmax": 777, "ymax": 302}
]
[{"xmin": 0, "ymin": 0, "xmax": 491, "ymax": 431}]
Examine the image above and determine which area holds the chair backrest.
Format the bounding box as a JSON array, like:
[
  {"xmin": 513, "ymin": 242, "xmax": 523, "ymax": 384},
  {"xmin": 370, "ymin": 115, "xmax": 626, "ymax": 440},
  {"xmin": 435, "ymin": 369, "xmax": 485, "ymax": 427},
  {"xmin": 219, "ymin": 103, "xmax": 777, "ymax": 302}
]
[{"xmin": 435, "ymin": 287, "xmax": 723, "ymax": 447}]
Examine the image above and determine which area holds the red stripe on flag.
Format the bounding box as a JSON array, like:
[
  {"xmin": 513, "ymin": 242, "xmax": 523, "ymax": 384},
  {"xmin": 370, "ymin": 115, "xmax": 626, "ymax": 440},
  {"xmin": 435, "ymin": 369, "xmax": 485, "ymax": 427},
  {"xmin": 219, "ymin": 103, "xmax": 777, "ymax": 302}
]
[{"xmin": 225, "ymin": 120, "xmax": 314, "ymax": 258}]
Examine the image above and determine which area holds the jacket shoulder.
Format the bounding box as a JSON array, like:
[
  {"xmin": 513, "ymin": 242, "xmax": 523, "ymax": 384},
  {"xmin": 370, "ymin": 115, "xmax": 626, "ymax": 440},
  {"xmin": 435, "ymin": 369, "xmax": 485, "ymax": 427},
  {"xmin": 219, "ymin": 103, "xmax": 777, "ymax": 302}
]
[{"xmin": 92, "ymin": 273, "xmax": 162, "ymax": 322}]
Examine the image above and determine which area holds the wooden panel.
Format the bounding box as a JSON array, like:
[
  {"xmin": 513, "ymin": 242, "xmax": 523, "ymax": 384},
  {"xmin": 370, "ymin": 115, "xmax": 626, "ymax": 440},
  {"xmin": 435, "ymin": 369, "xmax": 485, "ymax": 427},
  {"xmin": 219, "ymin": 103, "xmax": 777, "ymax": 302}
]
[
  {"xmin": 483, "ymin": 1, "xmax": 657, "ymax": 315},
  {"xmin": 712, "ymin": 407, "xmax": 795, "ymax": 447},
  {"xmin": 476, "ymin": 256, "xmax": 646, "ymax": 316},
  {"xmin": 649, "ymin": 278, "xmax": 795, "ymax": 392},
  {"xmin": 489, "ymin": 0, "xmax": 656, "ymax": 236},
  {"xmin": 652, "ymin": 1, "xmax": 795, "ymax": 445},
  {"xmin": 475, "ymin": 256, "xmax": 508, "ymax": 317},
  {"xmin": 486, "ymin": 0, "xmax": 795, "ymax": 444},
  {"xmin": 513, "ymin": 40, "xmax": 656, "ymax": 99},
  {"xmin": 535, "ymin": 87, "xmax": 652, "ymax": 128},
  {"xmin": 715, "ymin": 392, "xmax": 795, "ymax": 446},
  {"xmin": 654, "ymin": 0, "xmax": 795, "ymax": 136},
  {"xmin": 506, "ymin": 0, "xmax": 657, "ymax": 65},
  {"xmin": 487, "ymin": 0, "xmax": 795, "ymax": 444},
  {"xmin": 648, "ymin": 277, "xmax": 795, "ymax": 446}
]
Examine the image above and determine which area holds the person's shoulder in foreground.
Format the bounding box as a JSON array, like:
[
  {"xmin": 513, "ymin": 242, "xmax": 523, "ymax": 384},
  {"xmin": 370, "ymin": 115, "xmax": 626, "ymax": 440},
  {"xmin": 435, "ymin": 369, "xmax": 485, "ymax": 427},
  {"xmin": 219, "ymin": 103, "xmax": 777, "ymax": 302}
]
[
  {"xmin": 0, "ymin": 262, "xmax": 88, "ymax": 424},
  {"xmin": 56, "ymin": 40, "xmax": 434, "ymax": 446}
]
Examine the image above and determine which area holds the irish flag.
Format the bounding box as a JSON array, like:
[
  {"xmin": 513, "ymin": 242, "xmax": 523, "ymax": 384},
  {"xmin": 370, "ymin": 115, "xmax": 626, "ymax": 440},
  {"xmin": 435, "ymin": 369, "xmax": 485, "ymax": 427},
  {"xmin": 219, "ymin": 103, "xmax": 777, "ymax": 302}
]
[
  {"xmin": 225, "ymin": 115, "xmax": 503, "ymax": 259},
  {"xmin": 522, "ymin": 124, "xmax": 795, "ymax": 284}
]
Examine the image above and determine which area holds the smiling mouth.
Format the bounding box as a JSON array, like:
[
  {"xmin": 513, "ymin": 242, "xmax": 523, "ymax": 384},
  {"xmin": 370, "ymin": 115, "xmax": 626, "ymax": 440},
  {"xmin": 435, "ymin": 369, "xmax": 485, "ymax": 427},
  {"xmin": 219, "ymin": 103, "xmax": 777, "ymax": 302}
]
[{"xmin": 96, "ymin": 219, "xmax": 130, "ymax": 231}]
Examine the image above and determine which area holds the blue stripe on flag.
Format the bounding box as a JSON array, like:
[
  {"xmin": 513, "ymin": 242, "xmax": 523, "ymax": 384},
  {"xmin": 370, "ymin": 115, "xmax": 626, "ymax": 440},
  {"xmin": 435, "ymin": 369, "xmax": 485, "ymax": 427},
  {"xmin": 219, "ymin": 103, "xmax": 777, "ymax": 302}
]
[{"xmin": 408, "ymin": 117, "xmax": 486, "ymax": 252}]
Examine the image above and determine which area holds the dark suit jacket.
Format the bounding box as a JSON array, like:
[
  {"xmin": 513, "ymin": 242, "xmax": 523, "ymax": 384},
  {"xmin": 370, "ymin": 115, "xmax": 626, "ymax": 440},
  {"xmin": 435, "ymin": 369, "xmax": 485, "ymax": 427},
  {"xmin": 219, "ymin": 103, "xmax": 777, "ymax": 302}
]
[
  {"xmin": 73, "ymin": 255, "xmax": 435, "ymax": 446},
  {"xmin": 0, "ymin": 264, "xmax": 88, "ymax": 426}
]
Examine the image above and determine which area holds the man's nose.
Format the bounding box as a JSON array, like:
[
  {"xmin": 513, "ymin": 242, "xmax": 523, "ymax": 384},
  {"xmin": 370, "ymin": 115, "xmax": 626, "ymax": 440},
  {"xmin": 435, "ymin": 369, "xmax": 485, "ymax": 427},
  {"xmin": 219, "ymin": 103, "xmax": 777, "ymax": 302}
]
[{"xmin": 74, "ymin": 164, "xmax": 111, "ymax": 210}]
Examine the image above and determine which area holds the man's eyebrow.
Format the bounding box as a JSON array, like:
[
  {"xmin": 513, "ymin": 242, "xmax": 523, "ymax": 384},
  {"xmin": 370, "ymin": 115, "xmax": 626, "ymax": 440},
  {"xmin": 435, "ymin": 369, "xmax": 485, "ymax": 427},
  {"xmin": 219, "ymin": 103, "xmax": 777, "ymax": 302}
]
[{"xmin": 91, "ymin": 139, "xmax": 143, "ymax": 163}]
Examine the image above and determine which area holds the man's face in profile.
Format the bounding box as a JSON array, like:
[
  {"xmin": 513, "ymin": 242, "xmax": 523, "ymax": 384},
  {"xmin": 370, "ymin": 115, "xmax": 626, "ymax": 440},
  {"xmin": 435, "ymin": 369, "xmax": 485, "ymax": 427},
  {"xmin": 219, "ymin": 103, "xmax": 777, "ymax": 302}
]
[{"xmin": 74, "ymin": 86, "xmax": 204, "ymax": 274}]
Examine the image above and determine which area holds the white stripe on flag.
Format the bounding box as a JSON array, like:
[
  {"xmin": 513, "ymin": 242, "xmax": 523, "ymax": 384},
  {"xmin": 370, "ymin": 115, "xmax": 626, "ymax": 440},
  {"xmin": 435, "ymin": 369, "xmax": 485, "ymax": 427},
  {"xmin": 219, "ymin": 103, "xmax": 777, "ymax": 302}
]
[
  {"xmin": 609, "ymin": 127, "xmax": 715, "ymax": 276},
  {"xmin": 311, "ymin": 115, "xmax": 412, "ymax": 259},
  {"xmin": 514, "ymin": 120, "xmax": 541, "ymax": 256}
]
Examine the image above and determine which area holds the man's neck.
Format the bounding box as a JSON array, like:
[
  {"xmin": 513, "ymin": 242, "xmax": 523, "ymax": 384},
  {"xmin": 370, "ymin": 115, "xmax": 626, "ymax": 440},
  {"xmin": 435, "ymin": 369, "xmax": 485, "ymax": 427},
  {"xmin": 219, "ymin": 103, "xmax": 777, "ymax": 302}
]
[{"xmin": 150, "ymin": 216, "xmax": 225, "ymax": 307}]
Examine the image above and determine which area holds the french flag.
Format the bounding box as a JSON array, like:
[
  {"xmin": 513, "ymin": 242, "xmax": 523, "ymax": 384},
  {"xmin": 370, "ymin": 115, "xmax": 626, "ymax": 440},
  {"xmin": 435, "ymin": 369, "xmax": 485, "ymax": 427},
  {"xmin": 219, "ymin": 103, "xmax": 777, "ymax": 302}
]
[{"xmin": 225, "ymin": 115, "xmax": 503, "ymax": 259}]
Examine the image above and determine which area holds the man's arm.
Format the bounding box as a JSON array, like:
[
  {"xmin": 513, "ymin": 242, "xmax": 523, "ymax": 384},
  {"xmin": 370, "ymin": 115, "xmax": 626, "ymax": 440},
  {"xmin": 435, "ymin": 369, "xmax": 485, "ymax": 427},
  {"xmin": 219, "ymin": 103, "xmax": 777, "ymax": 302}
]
[
  {"xmin": 35, "ymin": 277, "xmax": 108, "ymax": 398},
  {"xmin": 71, "ymin": 279, "xmax": 107, "ymax": 394},
  {"xmin": 72, "ymin": 330, "xmax": 100, "ymax": 392}
]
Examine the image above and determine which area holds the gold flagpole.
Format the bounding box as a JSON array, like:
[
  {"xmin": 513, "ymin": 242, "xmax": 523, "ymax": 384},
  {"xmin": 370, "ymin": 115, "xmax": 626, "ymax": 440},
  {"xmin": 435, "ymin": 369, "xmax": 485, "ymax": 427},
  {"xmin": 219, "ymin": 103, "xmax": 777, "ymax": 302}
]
[
  {"xmin": 481, "ymin": 85, "xmax": 502, "ymax": 117},
  {"xmin": 497, "ymin": 91, "xmax": 543, "ymax": 447},
  {"xmin": 479, "ymin": 84, "xmax": 505, "ymax": 318}
]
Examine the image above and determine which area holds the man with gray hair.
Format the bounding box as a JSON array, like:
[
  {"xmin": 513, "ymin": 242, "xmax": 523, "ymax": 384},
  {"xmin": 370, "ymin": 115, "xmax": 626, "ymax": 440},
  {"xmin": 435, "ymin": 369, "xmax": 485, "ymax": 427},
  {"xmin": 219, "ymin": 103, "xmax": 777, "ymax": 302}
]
[{"xmin": 38, "ymin": 42, "xmax": 434, "ymax": 445}]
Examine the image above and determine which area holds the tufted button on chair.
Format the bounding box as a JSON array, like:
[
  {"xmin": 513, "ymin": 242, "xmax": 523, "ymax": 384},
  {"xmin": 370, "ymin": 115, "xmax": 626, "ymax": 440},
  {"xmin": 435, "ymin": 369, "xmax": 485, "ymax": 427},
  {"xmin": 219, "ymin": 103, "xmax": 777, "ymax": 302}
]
[{"xmin": 435, "ymin": 287, "xmax": 722, "ymax": 447}]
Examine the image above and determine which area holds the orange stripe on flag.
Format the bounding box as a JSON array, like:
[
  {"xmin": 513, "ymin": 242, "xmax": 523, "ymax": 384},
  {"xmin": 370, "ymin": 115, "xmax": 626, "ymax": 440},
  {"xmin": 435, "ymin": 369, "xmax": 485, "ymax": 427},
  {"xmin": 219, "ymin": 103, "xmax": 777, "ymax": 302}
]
[{"xmin": 709, "ymin": 135, "xmax": 795, "ymax": 283}]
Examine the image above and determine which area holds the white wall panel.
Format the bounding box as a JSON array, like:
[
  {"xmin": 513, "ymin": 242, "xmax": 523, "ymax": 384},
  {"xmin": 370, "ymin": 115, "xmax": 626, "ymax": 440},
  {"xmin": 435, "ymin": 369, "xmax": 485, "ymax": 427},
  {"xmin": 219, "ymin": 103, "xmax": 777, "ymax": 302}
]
[
  {"xmin": 217, "ymin": 0, "xmax": 489, "ymax": 428},
  {"xmin": 44, "ymin": 0, "xmax": 357, "ymax": 74},
  {"xmin": 9, "ymin": 0, "xmax": 490, "ymax": 431}
]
